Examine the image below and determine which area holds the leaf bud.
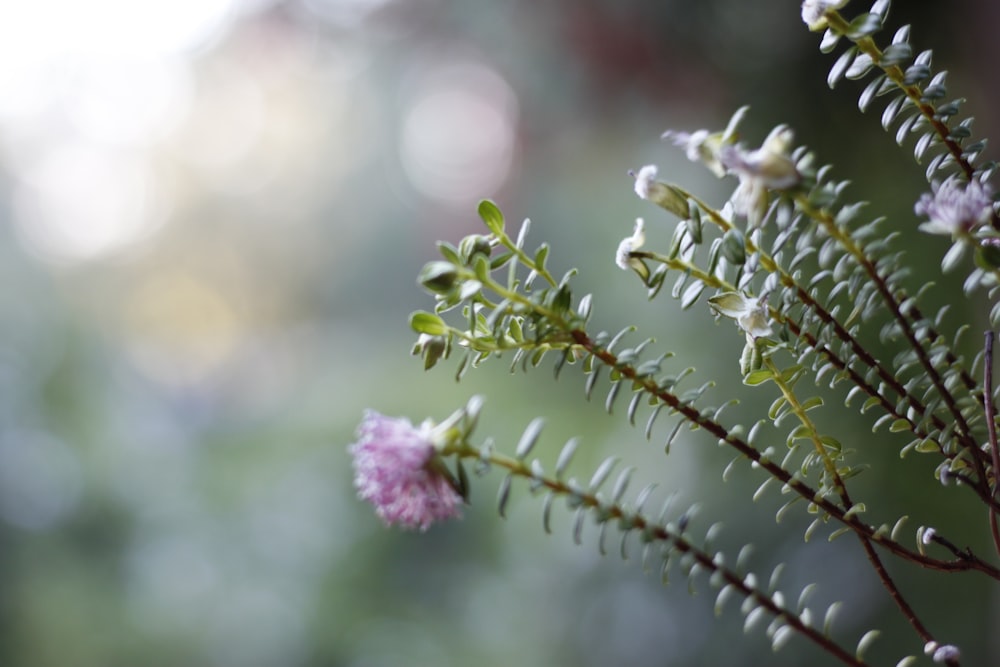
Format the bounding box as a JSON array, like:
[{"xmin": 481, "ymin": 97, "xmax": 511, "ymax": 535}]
[{"xmin": 419, "ymin": 261, "xmax": 459, "ymax": 293}]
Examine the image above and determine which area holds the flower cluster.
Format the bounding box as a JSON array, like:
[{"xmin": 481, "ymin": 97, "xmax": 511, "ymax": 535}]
[
  {"xmin": 348, "ymin": 411, "xmax": 463, "ymax": 531},
  {"xmin": 717, "ymin": 125, "xmax": 800, "ymax": 225}
]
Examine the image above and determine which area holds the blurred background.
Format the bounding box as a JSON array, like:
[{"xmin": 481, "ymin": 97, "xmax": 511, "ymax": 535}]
[{"xmin": 1, "ymin": 0, "xmax": 998, "ymax": 665}]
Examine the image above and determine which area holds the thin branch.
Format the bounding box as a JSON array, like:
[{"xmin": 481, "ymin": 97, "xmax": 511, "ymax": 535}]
[
  {"xmin": 451, "ymin": 442, "xmax": 869, "ymax": 667},
  {"xmin": 566, "ymin": 328, "xmax": 1000, "ymax": 579},
  {"xmin": 983, "ymin": 331, "xmax": 1000, "ymax": 559}
]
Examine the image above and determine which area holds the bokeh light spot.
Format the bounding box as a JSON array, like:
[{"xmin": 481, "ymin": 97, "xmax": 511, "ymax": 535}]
[
  {"xmin": 12, "ymin": 143, "xmax": 165, "ymax": 264},
  {"xmin": 399, "ymin": 62, "xmax": 518, "ymax": 205},
  {"xmin": 123, "ymin": 272, "xmax": 242, "ymax": 388}
]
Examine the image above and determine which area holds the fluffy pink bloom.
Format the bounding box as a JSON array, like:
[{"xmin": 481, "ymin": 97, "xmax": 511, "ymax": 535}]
[
  {"xmin": 349, "ymin": 411, "xmax": 463, "ymax": 531},
  {"xmin": 914, "ymin": 179, "xmax": 993, "ymax": 236}
]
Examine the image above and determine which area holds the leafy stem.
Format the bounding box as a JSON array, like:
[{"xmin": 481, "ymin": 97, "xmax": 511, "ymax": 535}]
[
  {"xmin": 823, "ymin": 7, "xmax": 997, "ymax": 239},
  {"xmin": 762, "ymin": 355, "xmax": 940, "ymax": 649},
  {"xmin": 795, "ymin": 194, "xmax": 992, "ymax": 477},
  {"xmin": 423, "ymin": 236, "xmax": 1000, "ymax": 577},
  {"xmin": 441, "ymin": 439, "xmax": 869, "ymax": 667}
]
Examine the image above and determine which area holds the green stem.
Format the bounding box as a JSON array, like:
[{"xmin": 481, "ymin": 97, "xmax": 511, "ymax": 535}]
[
  {"xmin": 763, "ymin": 358, "xmax": 939, "ymax": 649},
  {"xmin": 763, "ymin": 356, "xmax": 845, "ymax": 497}
]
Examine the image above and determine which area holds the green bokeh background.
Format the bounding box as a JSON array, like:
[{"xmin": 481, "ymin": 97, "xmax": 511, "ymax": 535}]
[{"xmin": 1, "ymin": 1, "xmax": 997, "ymax": 665}]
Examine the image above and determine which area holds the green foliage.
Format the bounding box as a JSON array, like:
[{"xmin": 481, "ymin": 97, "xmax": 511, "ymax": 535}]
[{"xmin": 385, "ymin": 1, "xmax": 1000, "ymax": 665}]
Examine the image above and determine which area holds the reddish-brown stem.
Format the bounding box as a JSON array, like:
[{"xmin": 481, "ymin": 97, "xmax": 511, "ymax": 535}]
[
  {"xmin": 567, "ymin": 328, "xmax": 1000, "ymax": 579},
  {"xmin": 983, "ymin": 332, "xmax": 1000, "ymax": 559}
]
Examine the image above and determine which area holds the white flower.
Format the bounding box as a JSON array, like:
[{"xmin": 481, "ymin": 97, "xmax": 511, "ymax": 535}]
[
  {"xmin": 719, "ymin": 125, "xmax": 801, "ymax": 225},
  {"xmin": 801, "ymin": 0, "xmax": 848, "ymax": 31},
  {"xmin": 662, "ymin": 106, "xmax": 749, "ymax": 178},
  {"xmin": 615, "ymin": 218, "xmax": 646, "ymax": 270},
  {"xmin": 634, "ymin": 165, "xmax": 660, "ymax": 201},
  {"xmin": 914, "ymin": 179, "xmax": 993, "ymax": 236},
  {"xmin": 720, "ymin": 125, "xmax": 800, "ymax": 189},
  {"xmin": 631, "ymin": 165, "xmax": 688, "ymax": 217},
  {"xmin": 708, "ymin": 291, "xmax": 773, "ymax": 338},
  {"xmin": 921, "ymin": 527, "xmax": 936, "ymax": 545},
  {"xmin": 663, "ymin": 129, "xmax": 727, "ymax": 177}
]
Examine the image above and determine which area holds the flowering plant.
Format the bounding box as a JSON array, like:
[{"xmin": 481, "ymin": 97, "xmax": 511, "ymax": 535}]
[{"xmin": 350, "ymin": 1, "xmax": 1000, "ymax": 664}]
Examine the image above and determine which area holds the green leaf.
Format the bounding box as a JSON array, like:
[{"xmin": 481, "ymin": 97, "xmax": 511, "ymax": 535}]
[
  {"xmin": 787, "ymin": 425, "xmax": 812, "ymax": 445},
  {"xmin": 478, "ymin": 199, "xmax": 505, "ymax": 236},
  {"xmin": 418, "ymin": 261, "xmax": 459, "ymax": 293},
  {"xmin": 828, "ymin": 46, "xmax": 857, "ymax": 88},
  {"xmin": 534, "ymin": 244, "xmax": 550, "ymax": 271},
  {"xmin": 744, "ymin": 369, "xmax": 774, "ymax": 386},
  {"xmin": 861, "ymin": 396, "xmax": 881, "ymax": 413},
  {"xmin": 888, "ymin": 418, "xmax": 911, "ymax": 433},
  {"xmin": 880, "ymin": 42, "xmax": 912, "ymax": 67},
  {"xmin": 409, "ymin": 310, "xmax": 448, "ymax": 336},
  {"xmin": 890, "ymin": 515, "xmax": 909, "ymax": 541},
  {"xmin": 721, "ymin": 228, "xmax": 747, "ymax": 265},
  {"xmin": 515, "ymin": 418, "xmax": 546, "ymax": 459},
  {"xmin": 497, "ymin": 474, "xmax": 513, "ymax": 518},
  {"xmin": 768, "ymin": 396, "xmax": 788, "ymax": 420},
  {"xmin": 846, "ymin": 12, "xmax": 882, "ymax": 39},
  {"xmin": 800, "ymin": 396, "xmax": 824, "ymax": 412},
  {"xmin": 823, "ymin": 601, "xmax": 842, "ymax": 635},
  {"xmin": 976, "ymin": 242, "xmax": 1000, "ymax": 269},
  {"xmin": 856, "ymin": 630, "xmax": 881, "ymax": 660},
  {"xmin": 554, "ymin": 439, "xmax": 580, "ymax": 479}
]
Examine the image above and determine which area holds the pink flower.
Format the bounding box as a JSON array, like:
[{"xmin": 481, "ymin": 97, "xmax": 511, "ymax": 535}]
[
  {"xmin": 914, "ymin": 179, "xmax": 993, "ymax": 236},
  {"xmin": 349, "ymin": 411, "xmax": 463, "ymax": 531}
]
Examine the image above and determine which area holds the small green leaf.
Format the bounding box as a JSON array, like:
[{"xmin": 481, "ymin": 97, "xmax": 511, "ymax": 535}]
[
  {"xmin": 744, "ymin": 369, "xmax": 774, "ymax": 386},
  {"xmin": 860, "ymin": 396, "xmax": 881, "ymax": 413},
  {"xmin": 771, "ymin": 625, "xmax": 795, "ymax": 652},
  {"xmin": 846, "ymin": 12, "xmax": 882, "ymax": 39},
  {"xmin": 744, "ymin": 606, "xmax": 768, "ymax": 634},
  {"xmin": 555, "ymin": 438, "xmax": 579, "ymax": 479},
  {"xmin": 588, "ymin": 457, "xmax": 619, "ymax": 492},
  {"xmin": 478, "ymin": 199, "xmax": 505, "ymax": 236},
  {"xmin": 787, "ymin": 425, "xmax": 812, "ymax": 445},
  {"xmin": 828, "ymin": 46, "xmax": 857, "ymax": 88},
  {"xmin": 534, "ymin": 244, "xmax": 550, "ymax": 271},
  {"xmin": 410, "ymin": 310, "xmax": 448, "ymax": 336},
  {"xmin": 800, "ymin": 396, "xmax": 824, "ymax": 412},
  {"xmin": 888, "ymin": 418, "xmax": 911, "ymax": 433},
  {"xmin": 976, "ymin": 242, "xmax": 1000, "ymax": 269},
  {"xmin": 856, "ymin": 630, "xmax": 881, "ymax": 660},
  {"xmin": 828, "ymin": 526, "xmax": 851, "ymax": 541},
  {"xmin": 768, "ymin": 396, "xmax": 788, "ymax": 420},
  {"xmin": 890, "ymin": 515, "xmax": 909, "ymax": 541},
  {"xmin": 515, "ymin": 418, "xmax": 545, "ymax": 459},
  {"xmin": 721, "ymin": 228, "xmax": 747, "ymax": 265},
  {"xmin": 418, "ymin": 261, "xmax": 459, "ymax": 293},
  {"xmin": 823, "ymin": 601, "xmax": 842, "ymax": 635},
  {"xmin": 497, "ymin": 474, "xmax": 513, "ymax": 518},
  {"xmin": 880, "ymin": 42, "xmax": 912, "ymax": 67}
]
